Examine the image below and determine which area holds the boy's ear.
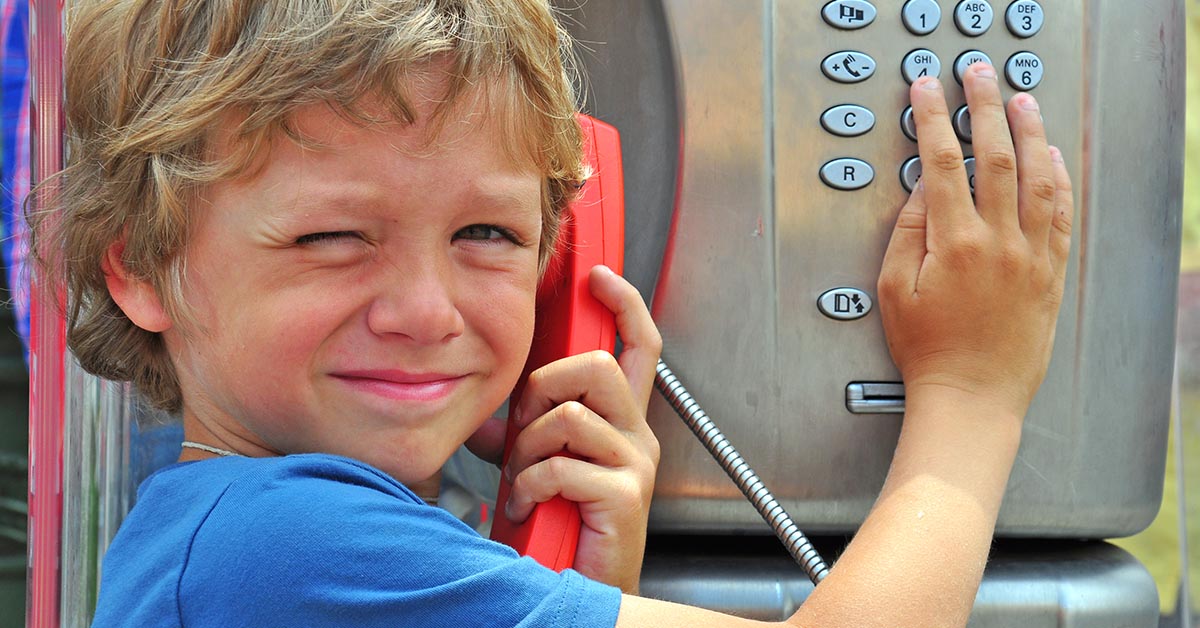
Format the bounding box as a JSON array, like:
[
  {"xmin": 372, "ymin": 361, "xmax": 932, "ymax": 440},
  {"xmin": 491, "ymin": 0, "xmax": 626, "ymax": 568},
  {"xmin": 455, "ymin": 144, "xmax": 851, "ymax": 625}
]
[{"xmin": 102, "ymin": 241, "xmax": 173, "ymax": 333}]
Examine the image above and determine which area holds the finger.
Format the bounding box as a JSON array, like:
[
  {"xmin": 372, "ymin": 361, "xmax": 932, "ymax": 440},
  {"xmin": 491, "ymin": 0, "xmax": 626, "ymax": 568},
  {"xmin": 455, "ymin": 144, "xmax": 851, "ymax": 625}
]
[
  {"xmin": 505, "ymin": 400, "xmax": 641, "ymax": 480},
  {"xmin": 463, "ymin": 415, "xmax": 508, "ymax": 466},
  {"xmin": 588, "ymin": 265, "xmax": 662, "ymax": 410},
  {"xmin": 517, "ymin": 349, "xmax": 644, "ymax": 433},
  {"xmin": 879, "ymin": 180, "xmax": 929, "ymax": 298},
  {"xmin": 1008, "ymin": 92, "xmax": 1056, "ymax": 251},
  {"xmin": 962, "ymin": 63, "xmax": 1019, "ymax": 232},
  {"xmin": 910, "ymin": 76, "xmax": 974, "ymax": 234},
  {"xmin": 506, "ymin": 457, "xmax": 645, "ymax": 524},
  {"xmin": 1047, "ymin": 146, "xmax": 1074, "ymax": 282}
]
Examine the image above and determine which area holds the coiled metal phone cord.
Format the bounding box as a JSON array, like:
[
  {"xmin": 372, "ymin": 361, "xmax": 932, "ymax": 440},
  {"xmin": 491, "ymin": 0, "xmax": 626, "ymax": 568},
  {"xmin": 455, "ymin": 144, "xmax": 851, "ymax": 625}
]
[{"xmin": 654, "ymin": 358, "xmax": 831, "ymax": 585}]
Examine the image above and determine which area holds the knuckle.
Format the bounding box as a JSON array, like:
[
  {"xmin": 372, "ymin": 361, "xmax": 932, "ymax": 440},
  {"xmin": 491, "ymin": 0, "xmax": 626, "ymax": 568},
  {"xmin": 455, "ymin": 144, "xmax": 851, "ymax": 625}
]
[
  {"xmin": 544, "ymin": 456, "xmax": 572, "ymax": 481},
  {"xmin": 557, "ymin": 400, "xmax": 590, "ymax": 425},
  {"xmin": 1025, "ymin": 174, "xmax": 1057, "ymax": 204},
  {"xmin": 997, "ymin": 241, "xmax": 1031, "ymax": 274},
  {"xmin": 944, "ymin": 230, "xmax": 988, "ymax": 264},
  {"xmin": 584, "ymin": 349, "xmax": 621, "ymax": 377},
  {"xmin": 979, "ymin": 149, "xmax": 1017, "ymax": 176},
  {"xmin": 928, "ymin": 145, "xmax": 965, "ymax": 173},
  {"xmin": 1051, "ymin": 207, "xmax": 1073, "ymax": 237}
]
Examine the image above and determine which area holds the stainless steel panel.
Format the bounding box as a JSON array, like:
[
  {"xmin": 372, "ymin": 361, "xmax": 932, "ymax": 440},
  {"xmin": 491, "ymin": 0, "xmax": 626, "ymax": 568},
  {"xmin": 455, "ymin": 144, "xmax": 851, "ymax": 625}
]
[
  {"xmin": 640, "ymin": 540, "xmax": 1160, "ymax": 627},
  {"xmin": 560, "ymin": 0, "xmax": 1184, "ymax": 537}
]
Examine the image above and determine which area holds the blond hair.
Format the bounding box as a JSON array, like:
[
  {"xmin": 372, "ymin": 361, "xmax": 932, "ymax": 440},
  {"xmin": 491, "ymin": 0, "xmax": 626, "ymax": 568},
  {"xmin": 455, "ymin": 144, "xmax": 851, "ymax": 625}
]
[{"xmin": 31, "ymin": 0, "xmax": 586, "ymax": 412}]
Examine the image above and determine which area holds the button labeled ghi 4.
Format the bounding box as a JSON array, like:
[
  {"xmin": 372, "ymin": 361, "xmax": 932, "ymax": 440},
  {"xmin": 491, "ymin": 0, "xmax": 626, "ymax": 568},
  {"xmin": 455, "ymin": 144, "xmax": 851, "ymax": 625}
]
[{"xmin": 818, "ymin": 288, "xmax": 873, "ymax": 321}]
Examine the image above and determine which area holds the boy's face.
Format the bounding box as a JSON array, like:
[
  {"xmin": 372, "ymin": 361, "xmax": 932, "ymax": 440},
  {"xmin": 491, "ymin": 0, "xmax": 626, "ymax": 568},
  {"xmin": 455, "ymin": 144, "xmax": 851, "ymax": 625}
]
[{"xmin": 163, "ymin": 88, "xmax": 542, "ymax": 486}]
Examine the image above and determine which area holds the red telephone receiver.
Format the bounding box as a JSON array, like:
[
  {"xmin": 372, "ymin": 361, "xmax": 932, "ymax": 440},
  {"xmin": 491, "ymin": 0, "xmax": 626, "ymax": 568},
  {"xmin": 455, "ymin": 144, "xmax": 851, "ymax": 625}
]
[{"xmin": 489, "ymin": 114, "xmax": 624, "ymax": 571}]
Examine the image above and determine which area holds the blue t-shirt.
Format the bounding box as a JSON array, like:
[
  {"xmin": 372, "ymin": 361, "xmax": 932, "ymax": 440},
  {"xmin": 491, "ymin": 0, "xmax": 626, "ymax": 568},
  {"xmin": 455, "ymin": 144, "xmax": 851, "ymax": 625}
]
[{"xmin": 91, "ymin": 454, "xmax": 622, "ymax": 627}]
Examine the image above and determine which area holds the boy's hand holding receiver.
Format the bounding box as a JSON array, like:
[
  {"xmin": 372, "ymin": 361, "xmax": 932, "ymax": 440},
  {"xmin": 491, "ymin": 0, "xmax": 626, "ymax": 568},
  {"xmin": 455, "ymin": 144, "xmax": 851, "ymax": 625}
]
[{"xmin": 469, "ymin": 266, "xmax": 663, "ymax": 594}]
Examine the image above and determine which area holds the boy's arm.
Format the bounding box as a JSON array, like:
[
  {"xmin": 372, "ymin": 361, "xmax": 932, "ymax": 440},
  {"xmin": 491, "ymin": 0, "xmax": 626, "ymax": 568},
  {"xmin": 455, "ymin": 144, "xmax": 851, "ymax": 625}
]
[{"xmin": 617, "ymin": 62, "xmax": 1072, "ymax": 628}]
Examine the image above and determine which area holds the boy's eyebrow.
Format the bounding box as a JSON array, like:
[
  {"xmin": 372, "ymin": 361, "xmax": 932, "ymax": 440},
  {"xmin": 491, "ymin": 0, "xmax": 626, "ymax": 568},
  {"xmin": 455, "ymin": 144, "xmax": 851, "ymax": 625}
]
[{"xmin": 276, "ymin": 180, "xmax": 537, "ymax": 217}]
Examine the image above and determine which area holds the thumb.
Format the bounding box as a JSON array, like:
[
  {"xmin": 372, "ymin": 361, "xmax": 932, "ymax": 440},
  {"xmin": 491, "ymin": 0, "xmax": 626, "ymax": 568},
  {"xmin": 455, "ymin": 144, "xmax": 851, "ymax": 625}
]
[
  {"xmin": 464, "ymin": 415, "xmax": 509, "ymax": 466},
  {"xmin": 879, "ymin": 180, "xmax": 929, "ymax": 297}
]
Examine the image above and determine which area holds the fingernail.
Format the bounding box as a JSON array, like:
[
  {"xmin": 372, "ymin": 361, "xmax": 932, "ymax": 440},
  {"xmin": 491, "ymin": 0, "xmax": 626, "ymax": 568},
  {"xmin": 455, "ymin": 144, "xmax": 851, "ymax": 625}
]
[
  {"xmin": 503, "ymin": 464, "xmax": 513, "ymax": 483},
  {"xmin": 973, "ymin": 63, "xmax": 996, "ymax": 79},
  {"xmin": 1018, "ymin": 93, "xmax": 1039, "ymax": 111},
  {"xmin": 1049, "ymin": 146, "xmax": 1064, "ymax": 163},
  {"xmin": 918, "ymin": 77, "xmax": 941, "ymax": 90},
  {"xmin": 596, "ymin": 264, "xmax": 614, "ymax": 276}
]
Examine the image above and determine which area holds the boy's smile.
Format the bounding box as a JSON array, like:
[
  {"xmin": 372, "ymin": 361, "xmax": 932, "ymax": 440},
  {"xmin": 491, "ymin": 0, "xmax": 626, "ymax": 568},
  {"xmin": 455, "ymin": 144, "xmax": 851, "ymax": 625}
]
[{"xmin": 154, "ymin": 86, "xmax": 543, "ymax": 486}]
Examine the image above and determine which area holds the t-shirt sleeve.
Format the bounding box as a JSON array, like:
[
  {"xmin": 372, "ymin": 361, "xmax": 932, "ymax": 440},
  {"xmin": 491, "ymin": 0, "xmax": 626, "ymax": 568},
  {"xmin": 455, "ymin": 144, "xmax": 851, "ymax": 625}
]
[{"xmin": 179, "ymin": 457, "xmax": 621, "ymax": 628}]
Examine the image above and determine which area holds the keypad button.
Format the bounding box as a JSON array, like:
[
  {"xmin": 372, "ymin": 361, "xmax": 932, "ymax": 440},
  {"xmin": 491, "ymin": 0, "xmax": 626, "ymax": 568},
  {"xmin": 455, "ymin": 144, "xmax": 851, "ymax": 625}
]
[
  {"xmin": 1005, "ymin": 0, "xmax": 1044, "ymax": 38},
  {"xmin": 900, "ymin": 156, "xmax": 923, "ymax": 192},
  {"xmin": 818, "ymin": 288, "xmax": 873, "ymax": 321},
  {"xmin": 820, "ymin": 158, "xmax": 875, "ymax": 191},
  {"xmin": 821, "ymin": 105, "xmax": 876, "ymax": 137},
  {"xmin": 901, "ymin": 106, "xmax": 918, "ymax": 142},
  {"xmin": 954, "ymin": 0, "xmax": 994, "ymax": 36},
  {"xmin": 901, "ymin": 49, "xmax": 941, "ymax": 84},
  {"xmin": 901, "ymin": 0, "xmax": 942, "ymax": 35},
  {"xmin": 822, "ymin": 0, "xmax": 877, "ymax": 29},
  {"xmin": 1005, "ymin": 51, "xmax": 1043, "ymax": 90},
  {"xmin": 821, "ymin": 51, "xmax": 877, "ymax": 84},
  {"xmin": 964, "ymin": 157, "xmax": 977, "ymax": 193},
  {"xmin": 953, "ymin": 105, "xmax": 973, "ymax": 142},
  {"xmin": 953, "ymin": 50, "xmax": 994, "ymax": 85}
]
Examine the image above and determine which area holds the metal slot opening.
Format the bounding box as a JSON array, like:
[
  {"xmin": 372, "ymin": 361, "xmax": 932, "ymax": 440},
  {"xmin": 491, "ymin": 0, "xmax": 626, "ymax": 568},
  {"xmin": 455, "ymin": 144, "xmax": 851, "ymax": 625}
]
[{"xmin": 846, "ymin": 382, "xmax": 906, "ymax": 414}]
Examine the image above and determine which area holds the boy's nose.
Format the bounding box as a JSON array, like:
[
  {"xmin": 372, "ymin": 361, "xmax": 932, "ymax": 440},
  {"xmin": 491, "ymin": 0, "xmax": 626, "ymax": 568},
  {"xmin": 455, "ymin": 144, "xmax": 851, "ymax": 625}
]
[{"xmin": 365, "ymin": 263, "xmax": 465, "ymax": 344}]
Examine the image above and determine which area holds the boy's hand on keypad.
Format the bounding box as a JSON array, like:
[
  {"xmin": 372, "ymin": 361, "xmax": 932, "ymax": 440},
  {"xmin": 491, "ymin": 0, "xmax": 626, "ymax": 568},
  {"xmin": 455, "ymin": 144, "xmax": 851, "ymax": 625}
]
[
  {"xmin": 501, "ymin": 266, "xmax": 661, "ymax": 594},
  {"xmin": 877, "ymin": 64, "xmax": 1073, "ymax": 422}
]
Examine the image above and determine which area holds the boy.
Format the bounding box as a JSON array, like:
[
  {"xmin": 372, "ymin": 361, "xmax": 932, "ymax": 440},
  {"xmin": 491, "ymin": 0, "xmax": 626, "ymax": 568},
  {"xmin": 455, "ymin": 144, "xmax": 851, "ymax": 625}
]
[{"xmin": 35, "ymin": 1, "xmax": 1073, "ymax": 627}]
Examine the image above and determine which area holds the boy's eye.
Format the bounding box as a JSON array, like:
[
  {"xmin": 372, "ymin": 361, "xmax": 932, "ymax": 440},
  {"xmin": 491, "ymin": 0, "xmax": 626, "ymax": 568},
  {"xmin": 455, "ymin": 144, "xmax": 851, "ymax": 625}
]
[
  {"xmin": 454, "ymin": 224, "xmax": 523, "ymax": 245},
  {"xmin": 295, "ymin": 231, "xmax": 359, "ymax": 245}
]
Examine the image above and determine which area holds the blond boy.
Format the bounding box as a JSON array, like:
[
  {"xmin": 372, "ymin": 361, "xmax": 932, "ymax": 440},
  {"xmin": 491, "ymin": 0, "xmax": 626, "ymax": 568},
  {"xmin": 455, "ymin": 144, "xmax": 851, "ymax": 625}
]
[{"xmin": 37, "ymin": 1, "xmax": 1073, "ymax": 627}]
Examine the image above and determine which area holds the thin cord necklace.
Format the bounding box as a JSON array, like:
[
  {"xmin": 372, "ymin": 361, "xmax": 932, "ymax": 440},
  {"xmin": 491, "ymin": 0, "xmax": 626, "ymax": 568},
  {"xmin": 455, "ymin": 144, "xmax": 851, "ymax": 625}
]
[{"xmin": 181, "ymin": 441, "xmax": 241, "ymax": 458}]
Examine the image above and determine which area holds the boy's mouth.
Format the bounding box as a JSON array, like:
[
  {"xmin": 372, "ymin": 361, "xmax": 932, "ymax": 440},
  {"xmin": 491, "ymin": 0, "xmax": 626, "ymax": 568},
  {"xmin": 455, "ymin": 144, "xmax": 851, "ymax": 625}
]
[{"xmin": 329, "ymin": 370, "xmax": 465, "ymax": 402}]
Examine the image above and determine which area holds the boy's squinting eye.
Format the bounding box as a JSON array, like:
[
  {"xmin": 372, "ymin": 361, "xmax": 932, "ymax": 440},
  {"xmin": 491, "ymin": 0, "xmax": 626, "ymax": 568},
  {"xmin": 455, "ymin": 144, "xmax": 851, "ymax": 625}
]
[
  {"xmin": 454, "ymin": 224, "xmax": 526, "ymax": 246},
  {"xmin": 295, "ymin": 231, "xmax": 359, "ymax": 246}
]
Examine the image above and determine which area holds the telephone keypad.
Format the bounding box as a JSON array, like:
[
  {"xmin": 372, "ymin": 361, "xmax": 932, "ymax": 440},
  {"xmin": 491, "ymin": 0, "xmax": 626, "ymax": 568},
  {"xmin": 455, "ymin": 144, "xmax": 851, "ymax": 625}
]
[
  {"xmin": 901, "ymin": 0, "xmax": 942, "ymax": 36},
  {"xmin": 901, "ymin": 49, "xmax": 942, "ymax": 84},
  {"xmin": 822, "ymin": 51, "xmax": 878, "ymax": 83},
  {"xmin": 822, "ymin": 0, "xmax": 878, "ymax": 30},
  {"xmin": 954, "ymin": 1, "xmax": 994, "ymax": 37},
  {"xmin": 953, "ymin": 50, "xmax": 993, "ymax": 85},
  {"xmin": 1005, "ymin": 52, "xmax": 1044, "ymax": 90},
  {"xmin": 1005, "ymin": 0, "xmax": 1044, "ymax": 38},
  {"xmin": 821, "ymin": 158, "xmax": 876, "ymax": 191},
  {"xmin": 815, "ymin": 0, "xmax": 1045, "ymax": 192},
  {"xmin": 822, "ymin": 105, "xmax": 876, "ymax": 137}
]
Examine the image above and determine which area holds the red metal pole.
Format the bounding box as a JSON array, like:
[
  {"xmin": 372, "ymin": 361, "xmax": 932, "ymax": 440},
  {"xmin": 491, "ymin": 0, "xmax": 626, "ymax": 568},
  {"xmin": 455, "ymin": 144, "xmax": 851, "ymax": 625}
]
[{"xmin": 26, "ymin": 0, "xmax": 66, "ymax": 626}]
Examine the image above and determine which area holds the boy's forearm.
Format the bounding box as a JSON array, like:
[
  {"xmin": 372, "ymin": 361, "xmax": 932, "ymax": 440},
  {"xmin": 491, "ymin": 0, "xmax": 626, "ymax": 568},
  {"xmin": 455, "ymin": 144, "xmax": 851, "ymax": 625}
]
[{"xmin": 785, "ymin": 386, "xmax": 1023, "ymax": 628}]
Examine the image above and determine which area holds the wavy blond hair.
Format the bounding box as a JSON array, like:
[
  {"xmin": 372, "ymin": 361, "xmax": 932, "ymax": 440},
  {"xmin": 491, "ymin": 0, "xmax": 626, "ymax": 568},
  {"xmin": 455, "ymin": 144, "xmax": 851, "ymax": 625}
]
[{"xmin": 30, "ymin": 0, "xmax": 585, "ymax": 412}]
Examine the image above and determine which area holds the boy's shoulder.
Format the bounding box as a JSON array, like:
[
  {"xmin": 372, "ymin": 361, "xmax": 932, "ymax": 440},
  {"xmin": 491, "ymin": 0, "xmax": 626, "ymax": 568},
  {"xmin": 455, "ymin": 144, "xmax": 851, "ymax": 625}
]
[{"xmin": 138, "ymin": 452, "xmax": 421, "ymax": 509}]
